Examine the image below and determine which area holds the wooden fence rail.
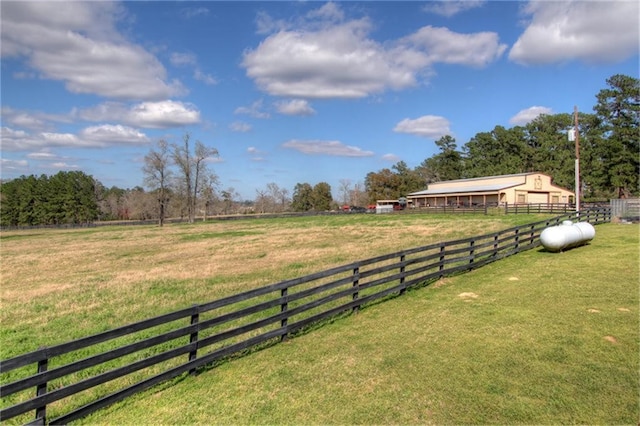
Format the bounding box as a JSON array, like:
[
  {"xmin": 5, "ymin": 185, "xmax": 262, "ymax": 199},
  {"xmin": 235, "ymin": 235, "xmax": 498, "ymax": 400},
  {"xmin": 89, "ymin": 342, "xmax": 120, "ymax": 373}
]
[
  {"xmin": 504, "ymin": 203, "xmax": 577, "ymax": 214},
  {"xmin": 0, "ymin": 208, "xmax": 611, "ymax": 425}
]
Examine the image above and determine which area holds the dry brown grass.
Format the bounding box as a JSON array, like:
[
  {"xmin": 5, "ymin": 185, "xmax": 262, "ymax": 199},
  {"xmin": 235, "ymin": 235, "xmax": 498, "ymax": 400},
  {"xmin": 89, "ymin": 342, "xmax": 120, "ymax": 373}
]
[{"xmin": 0, "ymin": 214, "xmax": 531, "ymax": 354}]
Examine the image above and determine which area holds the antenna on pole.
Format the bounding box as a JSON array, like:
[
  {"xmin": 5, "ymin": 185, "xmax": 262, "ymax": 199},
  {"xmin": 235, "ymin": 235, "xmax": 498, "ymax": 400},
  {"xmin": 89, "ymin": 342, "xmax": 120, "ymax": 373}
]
[{"xmin": 574, "ymin": 106, "xmax": 580, "ymax": 214}]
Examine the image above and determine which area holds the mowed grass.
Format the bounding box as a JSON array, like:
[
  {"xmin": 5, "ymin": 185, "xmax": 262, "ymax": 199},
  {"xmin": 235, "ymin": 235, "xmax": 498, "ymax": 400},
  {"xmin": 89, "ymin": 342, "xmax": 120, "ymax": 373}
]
[
  {"xmin": 81, "ymin": 222, "xmax": 638, "ymax": 425},
  {"xmin": 1, "ymin": 212, "xmax": 542, "ymax": 358}
]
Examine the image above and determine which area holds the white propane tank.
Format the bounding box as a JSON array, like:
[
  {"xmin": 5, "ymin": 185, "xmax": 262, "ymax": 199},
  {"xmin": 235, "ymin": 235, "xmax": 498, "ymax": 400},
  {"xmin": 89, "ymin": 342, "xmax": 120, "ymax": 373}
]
[{"xmin": 540, "ymin": 221, "xmax": 596, "ymax": 252}]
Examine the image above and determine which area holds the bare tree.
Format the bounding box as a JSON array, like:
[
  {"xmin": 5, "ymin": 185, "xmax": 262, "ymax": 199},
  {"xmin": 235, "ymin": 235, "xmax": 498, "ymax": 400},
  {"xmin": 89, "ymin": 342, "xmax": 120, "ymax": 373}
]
[
  {"xmin": 266, "ymin": 182, "xmax": 290, "ymax": 212},
  {"xmin": 199, "ymin": 172, "xmax": 219, "ymax": 221},
  {"xmin": 255, "ymin": 188, "xmax": 268, "ymax": 214},
  {"xmin": 338, "ymin": 179, "xmax": 351, "ymax": 206},
  {"xmin": 172, "ymin": 133, "xmax": 218, "ymax": 223},
  {"xmin": 143, "ymin": 139, "xmax": 172, "ymax": 226},
  {"xmin": 351, "ymin": 181, "xmax": 369, "ymax": 207},
  {"xmin": 219, "ymin": 187, "xmax": 240, "ymax": 215}
]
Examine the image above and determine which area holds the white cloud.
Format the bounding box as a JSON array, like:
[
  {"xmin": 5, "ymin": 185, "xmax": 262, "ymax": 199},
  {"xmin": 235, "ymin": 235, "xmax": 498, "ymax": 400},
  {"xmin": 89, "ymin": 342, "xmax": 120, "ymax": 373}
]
[
  {"xmin": 401, "ymin": 26, "xmax": 507, "ymax": 68},
  {"xmin": 509, "ymin": 106, "xmax": 553, "ymax": 126},
  {"xmin": 128, "ymin": 101, "xmax": 201, "ymax": 128},
  {"xmin": 1, "ymin": 2, "xmax": 185, "ymax": 100},
  {"xmin": 1, "ymin": 124, "xmax": 149, "ymax": 151},
  {"xmin": 79, "ymin": 125, "xmax": 150, "ymax": 145},
  {"xmin": 393, "ymin": 115, "xmax": 451, "ymax": 139},
  {"xmin": 1, "ymin": 108, "xmax": 49, "ymax": 131},
  {"xmin": 275, "ymin": 99, "xmax": 316, "ymax": 116},
  {"xmin": 235, "ymin": 99, "xmax": 270, "ymax": 119},
  {"xmin": 49, "ymin": 162, "xmax": 81, "ymax": 170},
  {"xmin": 509, "ymin": 1, "xmax": 639, "ymax": 65},
  {"xmin": 381, "ymin": 153, "xmax": 401, "ymax": 162},
  {"xmin": 75, "ymin": 101, "xmax": 200, "ymax": 128},
  {"xmin": 1, "ymin": 158, "xmax": 29, "ymax": 171},
  {"xmin": 243, "ymin": 3, "xmax": 506, "ymax": 99},
  {"xmin": 423, "ymin": 0, "xmax": 486, "ymax": 17},
  {"xmin": 2, "ymin": 107, "xmax": 71, "ymax": 131},
  {"xmin": 282, "ymin": 139, "xmax": 375, "ymax": 157},
  {"xmin": 307, "ymin": 2, "xmax": 344, "ymax": 22},
  {"xmin": 230, "ymin": 121, "xmax": 253, "ymax": 132},
  {"xmin": 27, "ymin": 151, "xmax": 60, "ymax": 160}
]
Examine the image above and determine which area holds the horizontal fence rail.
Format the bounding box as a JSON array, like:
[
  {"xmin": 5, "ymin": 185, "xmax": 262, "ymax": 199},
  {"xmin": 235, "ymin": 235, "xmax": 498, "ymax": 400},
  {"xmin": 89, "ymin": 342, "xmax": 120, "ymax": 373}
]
[
  {"xmin": 504, "ymin": 203, "xmax": 576, "ymax": 214},
  {"xmin": 0, "ymin": 208, "xmax": 611, "ymax": 425}
]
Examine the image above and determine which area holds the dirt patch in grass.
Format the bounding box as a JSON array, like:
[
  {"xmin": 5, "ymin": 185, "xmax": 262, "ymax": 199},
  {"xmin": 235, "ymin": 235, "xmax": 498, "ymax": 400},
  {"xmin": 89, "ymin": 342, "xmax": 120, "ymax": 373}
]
[
  {"xmin": 603, "ymin": 335, "xmax": 618, "ymax": 344},
  {"xmin": 458, "ymin": 292, "xmax": 479, "ymax": 300}
]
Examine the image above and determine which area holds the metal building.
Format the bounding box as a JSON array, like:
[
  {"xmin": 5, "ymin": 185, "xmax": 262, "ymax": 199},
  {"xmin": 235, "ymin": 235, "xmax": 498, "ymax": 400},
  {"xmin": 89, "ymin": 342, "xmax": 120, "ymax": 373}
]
[{"xmin": 407, "ymin": 172, "xmax": 575, "ymax": 207}]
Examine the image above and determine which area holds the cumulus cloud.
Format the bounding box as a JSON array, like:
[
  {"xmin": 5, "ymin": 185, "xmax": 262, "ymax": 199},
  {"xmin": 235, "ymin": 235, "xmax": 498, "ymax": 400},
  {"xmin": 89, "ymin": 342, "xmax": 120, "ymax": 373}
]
[
  {"xmin": 393, "ymin": 115, "xmax": 451, "ymax": 139},
  {"xmin": 509, "ymin": 106, "xmax": 553, "ymax": 126},
  {"xmin": 400, "ymin": 26, "xmax": 507, "ymax": 68},
  {"xmin": 79, "ymin": 125, "xmax": 149, "ymax": 145},
  {"xmin": 275, "ymin": 99, "xmax": 316, "ymax": 116},
  {"xmin": 1, "ymin": 125, "xmax": 149, "ymax": 151},
  {"xmin": 243, "ymin": 3, "xmax": 506, "ymax": 99},
  {"xmin": 1, "ymin": 2, "xmax": 185, "ymax": 100},
  {"xmin": 509, "ymin": 1, "xmax": 639, "ymax": 65},
  {"xmin": 282, "ymin": 139, "xmax": 374, "ymax": 157},
  {"xmin": 128, "ymin": 101, "xmax": 200, "ymax": 128},
  {"xmin": 75, "ymin": 100, "xmax": 201, "ymax": 128},
  {"xmin": 423, "ymin": 0, "xmax": 486, "ymax": 17}
]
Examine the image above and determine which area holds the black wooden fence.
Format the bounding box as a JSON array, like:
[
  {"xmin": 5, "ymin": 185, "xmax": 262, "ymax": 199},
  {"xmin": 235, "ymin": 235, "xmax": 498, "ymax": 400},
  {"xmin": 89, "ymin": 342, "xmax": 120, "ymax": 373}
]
[
  {"xmin": 0, "ymin": 208, "xmax": 611, "ymax": 425},
  {"xmin": 504, "ymin": 203, "xmax": 576, "ymax": 214}
]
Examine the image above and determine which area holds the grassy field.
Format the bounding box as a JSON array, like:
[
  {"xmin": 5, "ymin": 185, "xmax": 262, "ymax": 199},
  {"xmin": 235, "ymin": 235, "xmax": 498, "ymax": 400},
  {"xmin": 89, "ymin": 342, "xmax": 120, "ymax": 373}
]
[
  {"xmin": 1, "ymin": 214, "xmax": 638, "ymax": 424},
  {"xmin": 1, "ymin": 212, "xmax": 545, "ymax": 358}
]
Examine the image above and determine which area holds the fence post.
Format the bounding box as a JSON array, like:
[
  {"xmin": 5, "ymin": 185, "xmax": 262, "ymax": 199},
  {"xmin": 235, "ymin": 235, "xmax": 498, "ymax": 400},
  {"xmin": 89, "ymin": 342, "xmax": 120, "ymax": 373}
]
[
  {"xmin": 352, "ymin": 265, "xmax": 360, "ymax": 313},
  {"xmin": 493, "ymin": 234, "xmax": 499, "ymax": 258},
  {"xmin": 35, "ymin": 349, "xmax": 48, "ymax": 423},
  {"xmin": 530, "ymin": 224, "xmax": 535, "ymax": 245},
  {"xmin": 399, "ymin": 254, "xmax": 406, "ymax": 295},
  {"xmin": 514, "ymin": 228, "xmax": 520, "ymax": 251},
  {"xmin": 189, "ymin": 305, "xmax": 199, "ymax": 375},
  {"xmin": 439, "ymin": 243, "xmax": 446, "ymax": 278},
  {"xmin": 469, "ymin": 240, "xmax": 475, "ymax": 270},
  {"xmin": 279, "ymin": 287, "xmax": 289, "ymax": 342}
]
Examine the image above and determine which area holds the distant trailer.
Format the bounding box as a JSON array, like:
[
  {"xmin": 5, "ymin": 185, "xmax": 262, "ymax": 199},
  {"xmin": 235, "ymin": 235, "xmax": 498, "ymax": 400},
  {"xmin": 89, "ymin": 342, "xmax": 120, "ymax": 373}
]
[{"xmin": 376, "ymin": 205, "xmax": 394, "ymax": 214}]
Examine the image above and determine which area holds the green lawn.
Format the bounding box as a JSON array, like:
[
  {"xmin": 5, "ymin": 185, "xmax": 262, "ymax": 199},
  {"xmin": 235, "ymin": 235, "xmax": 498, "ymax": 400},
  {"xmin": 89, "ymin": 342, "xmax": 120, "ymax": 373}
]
[{"xmin": 78, "ymin": 222, "xmax": 639, "ymax": 425}]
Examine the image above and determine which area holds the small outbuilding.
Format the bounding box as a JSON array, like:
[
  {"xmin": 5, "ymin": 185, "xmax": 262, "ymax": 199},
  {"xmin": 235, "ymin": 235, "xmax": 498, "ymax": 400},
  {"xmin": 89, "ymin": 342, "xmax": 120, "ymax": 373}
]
[{"xmin": 407, "ymin": 172, "xmax": 575, "ymax": 207}]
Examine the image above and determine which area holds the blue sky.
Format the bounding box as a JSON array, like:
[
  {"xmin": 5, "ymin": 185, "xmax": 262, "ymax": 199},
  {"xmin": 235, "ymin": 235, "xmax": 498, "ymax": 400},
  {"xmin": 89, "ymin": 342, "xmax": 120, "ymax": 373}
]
[{"xmin": 1, "ymin": 1, "xmax": 638, "ymax": 200}]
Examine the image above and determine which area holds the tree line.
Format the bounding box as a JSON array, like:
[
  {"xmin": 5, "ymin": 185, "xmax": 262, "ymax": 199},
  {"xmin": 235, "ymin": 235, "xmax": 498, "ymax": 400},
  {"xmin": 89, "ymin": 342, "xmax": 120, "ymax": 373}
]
[{"xmin": 1, "ymin": 74, "xmax": 637, "ymax": 227}]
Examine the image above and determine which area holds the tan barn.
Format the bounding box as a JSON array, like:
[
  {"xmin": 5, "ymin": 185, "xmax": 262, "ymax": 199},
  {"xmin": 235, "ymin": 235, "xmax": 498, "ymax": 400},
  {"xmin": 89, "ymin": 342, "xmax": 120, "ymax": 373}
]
[{"xmin": 407, "ymin": 172, "xmax": 575, "ymax": 207}]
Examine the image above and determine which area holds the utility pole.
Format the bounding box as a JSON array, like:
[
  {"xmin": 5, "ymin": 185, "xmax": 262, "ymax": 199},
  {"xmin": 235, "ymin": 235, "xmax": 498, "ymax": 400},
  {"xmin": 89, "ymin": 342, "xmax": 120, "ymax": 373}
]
[{"xmin": 574, "ymin": 106, "xmax": 580, "ymax": 214}]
